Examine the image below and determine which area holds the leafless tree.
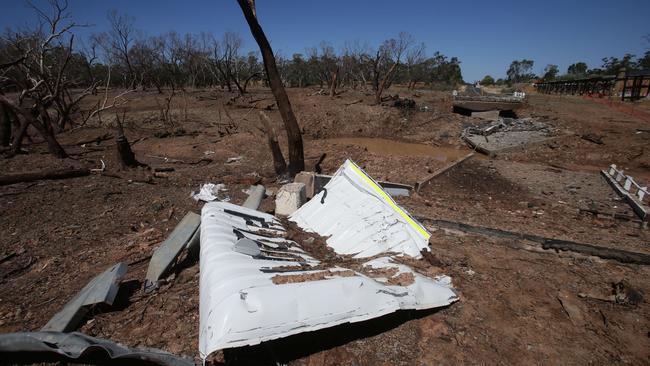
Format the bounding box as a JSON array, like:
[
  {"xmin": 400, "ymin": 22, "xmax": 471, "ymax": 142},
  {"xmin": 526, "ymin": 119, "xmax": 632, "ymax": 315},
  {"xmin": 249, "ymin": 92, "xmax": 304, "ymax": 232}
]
[
  {"xmin": 0, "ymin": 0, "xmax": 97, "ymax": 158},
  {"xmin": 237, "ymin": 0, "xmax": 304, "ymax": 176},
  {"xmin": 373, "ymin": 32, "xmax": 414, "ymax": 104}
]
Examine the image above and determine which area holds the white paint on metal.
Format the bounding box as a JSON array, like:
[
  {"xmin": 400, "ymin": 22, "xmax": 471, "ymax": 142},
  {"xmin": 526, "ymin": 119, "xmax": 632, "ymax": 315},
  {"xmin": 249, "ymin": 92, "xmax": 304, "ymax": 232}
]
[
  {"xmin": 198, "ymin": 196, "xmax": 457, "ymax": 359},
  {"xmin": 290, "ymin": 160, "xmax": 430, "ymax": 258}
]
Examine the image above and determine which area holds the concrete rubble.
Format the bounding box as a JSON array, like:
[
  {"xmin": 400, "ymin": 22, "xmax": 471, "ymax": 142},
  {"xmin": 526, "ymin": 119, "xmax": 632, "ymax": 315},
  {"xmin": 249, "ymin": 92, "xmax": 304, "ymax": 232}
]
[
  {"xmin": 274, "ymin": 182, "xmax": 307, "ymax": 216},
  {"xmin": 463, "ymin": 117, "xmax": 553, "ymax": 155}
]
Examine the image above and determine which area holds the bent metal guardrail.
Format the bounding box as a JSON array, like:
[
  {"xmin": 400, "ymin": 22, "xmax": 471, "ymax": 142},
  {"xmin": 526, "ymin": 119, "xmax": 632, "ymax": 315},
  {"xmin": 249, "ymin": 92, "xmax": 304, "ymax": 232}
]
[{"xmin": 602, "ymin": 164, "xmax": 649, "ymax": 221}]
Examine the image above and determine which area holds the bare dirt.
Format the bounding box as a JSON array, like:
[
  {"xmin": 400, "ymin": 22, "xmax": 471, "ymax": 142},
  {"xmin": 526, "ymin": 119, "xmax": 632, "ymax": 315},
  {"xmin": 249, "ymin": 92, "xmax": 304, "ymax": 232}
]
[{"xmin": 1, "ymin": 87, "xmax": 649, "ymax": 365}]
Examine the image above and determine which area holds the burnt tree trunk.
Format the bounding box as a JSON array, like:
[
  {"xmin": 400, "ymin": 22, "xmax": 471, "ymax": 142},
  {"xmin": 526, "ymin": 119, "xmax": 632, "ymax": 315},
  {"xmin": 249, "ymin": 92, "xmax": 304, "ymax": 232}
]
[
  {"xmin": 375, "ymin": 62, "xmax": 398, "ymax": 105},
  {"xmin": 114, "ymin": 111, "xmax": 142, "ymax": 169},
  {"xmin": 0, "ymin": 96, "xmax": 67, "ymax": 158},
  {"xmin": 0, "ymin": 104, "xmax": 13, "ymax": 147},
  {"xmin": 259, "ymin": 111, "xmax": 287, "ymax": 175},
  {"xmin": 329, "ymin": 69, "xmax": 338, "ymax": 98},
  {"xmin": 237, "ymin": 0, "xmax": 304, "ymax": 176}
]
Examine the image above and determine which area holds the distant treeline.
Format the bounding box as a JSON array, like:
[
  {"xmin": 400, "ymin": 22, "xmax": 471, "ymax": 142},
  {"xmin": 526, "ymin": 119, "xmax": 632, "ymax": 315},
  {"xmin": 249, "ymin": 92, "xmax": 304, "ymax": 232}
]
[
  {"xmin": 480, "ymin": 45, "xmax": 650, "ymax": 86},
  {"xmin": 0, "ymin": 9, "xmax": 464, "ymax": 94}
]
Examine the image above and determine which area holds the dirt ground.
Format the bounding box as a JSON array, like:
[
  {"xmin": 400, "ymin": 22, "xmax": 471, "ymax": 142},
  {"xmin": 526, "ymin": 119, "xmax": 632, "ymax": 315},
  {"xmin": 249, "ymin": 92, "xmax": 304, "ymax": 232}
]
[{"xmin": 1, "ymin": 87, "xmax": 649, "ymax": 365}]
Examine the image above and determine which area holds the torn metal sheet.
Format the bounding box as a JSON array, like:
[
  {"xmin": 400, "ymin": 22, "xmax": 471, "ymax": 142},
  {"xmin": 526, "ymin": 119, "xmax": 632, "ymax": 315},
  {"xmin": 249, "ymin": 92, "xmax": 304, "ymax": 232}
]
[
  {"xmin": 144, "ymin": 212, "xmax": 200, "ymax": 292},
  {"xmin": 192, "ymin": 183, "xmax": 228, "ymax": 202},
  {"xmin": 42, "ymin": 262, "xmax": 127, "ymax": 332},
  {"xmin": 199, "ymin": 187, "xmax": 457, "ymax": 359},
  {"xmin": 290, "ymin": 159, "xmax": 430, "ymax": 258},
  {"xmin": 0, "ymin": 331, "xmax": 193, "ymax": 366}
]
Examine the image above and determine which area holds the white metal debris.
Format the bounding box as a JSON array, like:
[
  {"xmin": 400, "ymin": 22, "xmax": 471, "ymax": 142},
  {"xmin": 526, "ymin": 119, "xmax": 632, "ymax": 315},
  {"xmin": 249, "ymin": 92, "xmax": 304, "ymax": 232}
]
[
  {"xmin": 290, "ymin": 159, "xmax": 430, "ymax": 258},
  {"xmin": 198, "ymin": 201, "xmax": 457, "ymax": 359},
  {"xmin": 192, "ymin": 183, "xmax": 228, "ymax": 202}
]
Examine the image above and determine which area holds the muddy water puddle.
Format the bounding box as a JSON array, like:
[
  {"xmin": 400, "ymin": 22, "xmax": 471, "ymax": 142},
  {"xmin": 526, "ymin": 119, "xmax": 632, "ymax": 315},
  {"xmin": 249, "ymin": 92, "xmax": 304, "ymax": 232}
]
[{"xmin": 326, "ymin": 137, "xmax": 472, "ymax": 162}]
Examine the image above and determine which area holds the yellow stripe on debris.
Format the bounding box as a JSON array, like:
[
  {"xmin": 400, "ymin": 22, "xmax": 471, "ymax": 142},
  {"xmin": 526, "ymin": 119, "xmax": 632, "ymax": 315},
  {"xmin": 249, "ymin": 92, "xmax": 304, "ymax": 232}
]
[{"xmin": 348, "ymin": 162, "xmax": 431, "ymax": 240}]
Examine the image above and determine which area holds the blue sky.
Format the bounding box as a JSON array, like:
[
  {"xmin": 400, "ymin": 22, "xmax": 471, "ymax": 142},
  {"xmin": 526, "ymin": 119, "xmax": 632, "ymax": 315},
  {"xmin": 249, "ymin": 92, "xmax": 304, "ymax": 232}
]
[{"xmin": 1, "ymin": 0, "xmax": 649, "ymax": 82}]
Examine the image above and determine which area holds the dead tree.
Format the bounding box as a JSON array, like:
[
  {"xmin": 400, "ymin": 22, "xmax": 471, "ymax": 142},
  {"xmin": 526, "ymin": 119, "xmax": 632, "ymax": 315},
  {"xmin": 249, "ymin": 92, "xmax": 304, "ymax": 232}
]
[
  {"xmin": 0, "ymin": 0, "xmax": 97, "ymax": 158},
  {"xmin": 374, "ymin": 33, "xmax": 413, "ymax": 104},
  {"xmin": 237, "ymin": 0, "xmax": 304, "ymax": 176},
  {"xmin": 258, "ymin": 111, "xmax": 287, "ymax": 175},
  {"xmin": 114, "ymin": 110, "xmax": 143, "ymax": 169}
]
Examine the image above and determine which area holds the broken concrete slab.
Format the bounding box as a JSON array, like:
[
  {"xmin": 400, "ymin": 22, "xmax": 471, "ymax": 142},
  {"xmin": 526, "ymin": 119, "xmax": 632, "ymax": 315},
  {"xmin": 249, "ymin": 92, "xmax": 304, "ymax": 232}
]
[
  {"xmin": 144, "ymin": 212, "xmax": 201, "ymax": 292},
  {"xmin": 242, "ymin": 185, "xmax": 266, "ymax": 210},
  {"xmin": 41, "ymin": 262, "xmax": 127, "ymax": 332},
  {"xmin": 275, "ymin": 182, "xmax": 306, "ymax": 216},
  {"xmin": 463, "ymin": 118, "xmax": 553, "ymax": 156},
  {"xmin": 0, "ymin": 331, "xmax": 193, "ymax": 366}
]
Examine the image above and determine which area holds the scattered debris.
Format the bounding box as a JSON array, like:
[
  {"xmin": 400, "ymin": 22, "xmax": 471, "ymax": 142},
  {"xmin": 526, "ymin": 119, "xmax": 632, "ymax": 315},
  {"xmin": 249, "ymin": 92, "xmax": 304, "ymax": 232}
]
[
  {"xmin": 393, "ymin": 98, "xmax": 416, "ymax": 109},
  {"xmin": 144, "ymin": 212, "xmax": 201, "ymax": 293},
  {"xmin": 0, "ymin": 167, "xmax": 91, "ymax": 186},
  {"xmin": 275, "ymin": 182, "xmax": 306, "ymax": 216},
  {"xmin": 198, "ymin": 161, "xmax": 457, "ymax": 359},
  {"xmin": 0, "ymin": 332, "xmax": 193, "ymax": 366},
  {"xmin": 42, "ymin": 263, "xmax": 127, "ymax": 332},
  {"xmin": 557, "ymin": 290, "xmax": 586, "ymax": 327},
  {"xmin": 242, "ymin": 185, "xmax": 266, "ymax": 210},
  {"xmin": 226, "ymin": 156, "xmax": 243, "ymax": 164},
  {"xmin": 414, "ymin": 153, "xmax": 474, "ymax": 193},
  {"xmin": 601, "ymin": 164, "xmax": 649, "ymax": 221},
  {"xmin": 581, "ymin": 133, "xmax": 604, "ymax": 145},
  {"xmin": 294, "ymin": 171, "xmax": 413, "ymax": 199},
  {"xmin": 613, "ymin": 281, "xmax": 643, "ymax": 306},
  {"xmin": 192, "ymin": 183, "xmax": 229, "ymax": 202}
]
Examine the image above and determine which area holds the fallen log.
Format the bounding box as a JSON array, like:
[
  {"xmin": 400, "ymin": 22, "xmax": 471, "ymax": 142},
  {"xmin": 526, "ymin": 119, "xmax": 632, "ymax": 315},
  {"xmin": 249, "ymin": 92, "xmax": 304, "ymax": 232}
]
[
  {"xmin": 414, "ymin": 153, "xmax": 474, "ymax": 193},
  {"xmin": 0, "ymin": 168, "xmax": 90, "ymax": 186},
  {"xmin": 416, "ymin": 216, "xmax": 650, "ymax": 265}
]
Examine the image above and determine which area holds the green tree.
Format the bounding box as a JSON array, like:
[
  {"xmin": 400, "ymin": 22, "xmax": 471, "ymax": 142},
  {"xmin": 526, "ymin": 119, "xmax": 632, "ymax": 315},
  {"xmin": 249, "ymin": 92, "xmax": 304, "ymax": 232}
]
[
  {"xmin": 637, "ymin": 51, "xmax": 650, "ymax": 70},
  {"xmin": 506, "ymin": 59, "xmax": 535, "ymax": 83},
  {"xmin": 542, "ymin": 64, "xmax": 559, "ymax": 80},
  {"xmin": 481, "ymin": 75, "xmax": 494, "ymax": 85},
  {"xmin": 601, "ymin": 54, "xmax": 635, "ymax": 74},
  {"xmin": 567, "ymin": 62, "xmax": 588, "ymax": 76}
]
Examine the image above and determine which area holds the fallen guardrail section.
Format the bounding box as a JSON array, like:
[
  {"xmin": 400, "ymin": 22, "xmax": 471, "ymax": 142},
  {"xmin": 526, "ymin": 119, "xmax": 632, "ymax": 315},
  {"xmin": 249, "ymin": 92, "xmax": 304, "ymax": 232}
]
[
  {"xmin": 601, "ymin": 164, "xmax": 649, "ymax": 221},
  {"xmin": 198, "ymin": 160, "xmax": 458, "ymax": 360},
  {"xmin": 0, "ymin": 332, "xmax": 193, "ymax": 366}
]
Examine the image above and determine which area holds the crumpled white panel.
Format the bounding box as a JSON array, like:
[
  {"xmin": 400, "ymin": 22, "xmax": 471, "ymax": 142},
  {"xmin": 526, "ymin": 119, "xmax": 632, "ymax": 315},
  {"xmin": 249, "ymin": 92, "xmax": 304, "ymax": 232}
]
[
  {"xmin": 290, "ymin": 159, "xmax": 430, "ymax": 258},
  {"xmin": 198, "ymin": 202, "xmax": 457, "ymax": 359}
]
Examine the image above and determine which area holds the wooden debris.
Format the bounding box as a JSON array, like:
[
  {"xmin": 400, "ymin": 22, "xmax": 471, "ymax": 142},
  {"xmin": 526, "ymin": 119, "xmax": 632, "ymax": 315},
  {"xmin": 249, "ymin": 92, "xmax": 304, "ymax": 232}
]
[
  {"xmin": 0, "ymin": 167, "xmax": 90, "ymax": 186},
  {"xmin": 414, "ymin": 153, "xmax": 474, "ymax": 193}
]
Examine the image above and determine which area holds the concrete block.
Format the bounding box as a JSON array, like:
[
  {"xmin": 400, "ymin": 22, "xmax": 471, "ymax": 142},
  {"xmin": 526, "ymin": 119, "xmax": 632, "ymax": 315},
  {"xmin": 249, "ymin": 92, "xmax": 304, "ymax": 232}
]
[
  {"xmin": 293, "ymin": 172, "xmax": 315, "ymax": 198},
  {"xmin": 275, "ymin": 182, "xmax": 306, "ymax": 216}
]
